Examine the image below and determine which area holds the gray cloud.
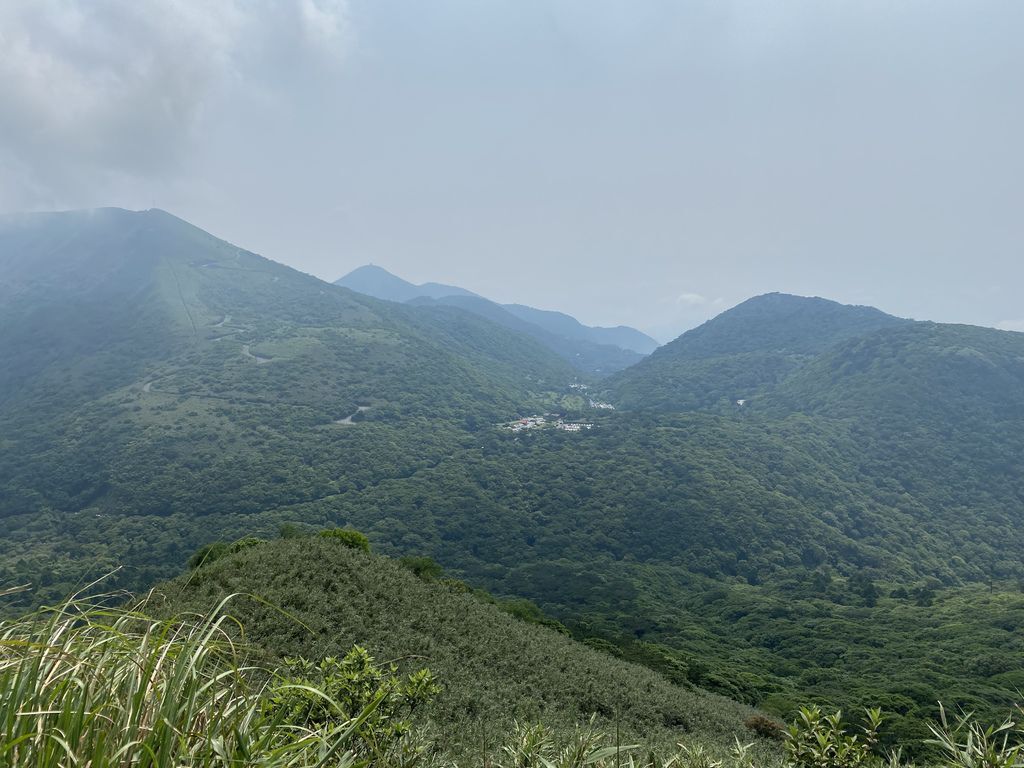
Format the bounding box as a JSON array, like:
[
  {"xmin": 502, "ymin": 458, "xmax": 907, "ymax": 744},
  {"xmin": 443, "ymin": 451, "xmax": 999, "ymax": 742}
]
[{"xmin": 0, "ymin": 0, "xmax": 349, "ymax": 208}]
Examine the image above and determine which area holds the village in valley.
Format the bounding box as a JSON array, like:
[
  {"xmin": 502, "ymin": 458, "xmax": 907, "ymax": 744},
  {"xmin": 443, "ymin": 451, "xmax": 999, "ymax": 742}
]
[
  {"xmin": 500, "ymin": 414, "xmax": 596, "ymax": 433},
  {"xmin": 498, "ymin": 382, "xmax": 614, "ymax": 433}
]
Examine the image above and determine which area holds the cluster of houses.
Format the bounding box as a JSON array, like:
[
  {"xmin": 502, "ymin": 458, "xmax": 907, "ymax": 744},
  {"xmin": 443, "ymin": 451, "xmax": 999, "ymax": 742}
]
[
  {"xmin": 497, "ymin": 383, "xmax": 612, "ymax": 433},
  {"xmin": 503, "ymin": 415, "xmax": 548, "ymax": 432},
  {"xmin": 556, "ymin": 421, "xmax": 594, "ymax": 432},
  {"xmin": 500, "ymin": 415, "xmax": 595, "ymax": 433}
]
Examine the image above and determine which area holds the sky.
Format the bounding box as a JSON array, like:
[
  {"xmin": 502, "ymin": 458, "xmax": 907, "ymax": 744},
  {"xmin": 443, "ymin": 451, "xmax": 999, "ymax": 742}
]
[{"xmin": 1, "ymin": 1, "xmax": 1022, "ymax": 342}]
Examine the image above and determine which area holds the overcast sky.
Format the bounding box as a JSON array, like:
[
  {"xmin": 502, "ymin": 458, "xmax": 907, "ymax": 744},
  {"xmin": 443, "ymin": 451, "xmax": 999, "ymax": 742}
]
[{"xmin": 2, "ymin": 1, "xmax": 1022, "ymax": 341}]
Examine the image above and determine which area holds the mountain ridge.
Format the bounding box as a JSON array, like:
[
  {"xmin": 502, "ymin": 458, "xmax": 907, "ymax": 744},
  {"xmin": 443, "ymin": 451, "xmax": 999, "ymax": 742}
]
[
  {"xmin": 335, "ymin": 263, "xmax": 478, "ymax": 303},
  {"xmin": 336, "ymin": 264, "xmax": 659, "ymax": 372}
]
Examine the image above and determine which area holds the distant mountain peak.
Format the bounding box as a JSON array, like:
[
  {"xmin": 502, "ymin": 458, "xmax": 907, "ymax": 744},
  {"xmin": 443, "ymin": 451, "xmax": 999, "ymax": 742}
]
[
  {"xmin": 335, "ymin": 264, "xmax": 477, "ymax": 303},
  {"xmin": 727, "ymin": 291, "xmax": 890, "ymax": 315},
  {"xmin": 335, "ymin": 264, "xmax": 659, "ymax": 370}
]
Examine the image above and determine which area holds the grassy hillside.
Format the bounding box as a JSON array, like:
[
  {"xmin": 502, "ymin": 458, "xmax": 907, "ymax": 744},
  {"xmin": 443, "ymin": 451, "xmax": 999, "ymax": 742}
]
[{"xmin": 156, "ymin": 536, "xmax": 766, "ymax": 759}]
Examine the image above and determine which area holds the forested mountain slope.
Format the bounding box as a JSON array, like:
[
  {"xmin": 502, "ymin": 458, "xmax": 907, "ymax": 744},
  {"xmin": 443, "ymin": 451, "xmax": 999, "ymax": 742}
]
[
  {"xmin": 158, "ymin": 536, "xmax": 763, "ymax": 756},
  {"xmin": 768, "ymin": 320, "xmax": 1024, "ymax": 423},
  {"xmin": 609, "ymin": 293, "xmax": 906, "ymax": 410},
  {"xmin": 0, "ymin": 209, "xmax": 572, "ymax": 424},
  {"xmin": 0, "ymin": 208, "xmax": 575, "ymax": 599}
]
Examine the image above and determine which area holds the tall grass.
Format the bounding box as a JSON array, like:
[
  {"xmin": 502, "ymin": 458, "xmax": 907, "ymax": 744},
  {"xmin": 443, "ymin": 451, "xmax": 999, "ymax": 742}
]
[
  {"xmin": 3, "ymin": 583, "xmax": 1024, "ymax": 768},
  {"xmin": 0, "ymin": 588, "xmax": 376, "ymax": 767}
]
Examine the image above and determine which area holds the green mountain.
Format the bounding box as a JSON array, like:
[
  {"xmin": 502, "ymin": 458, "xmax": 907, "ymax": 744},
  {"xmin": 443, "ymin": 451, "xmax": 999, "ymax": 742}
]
[
  {"xmin": 608, "ymin": 293, "xmax": 906, "ymax": 410},
  {"xmin": 158, "ymin": 535, "xmax": 763, "ymax": 757},
  {"xmin": 0, "ymin": 208, "xmax": 576, "ymax": 599},
  {"xmin": 0, "ymin": 210, "xmax": 573, "ymax": 423},
  {"xmin": 336, "ymin": 264, "xmax": 659, "ymax": 373}
]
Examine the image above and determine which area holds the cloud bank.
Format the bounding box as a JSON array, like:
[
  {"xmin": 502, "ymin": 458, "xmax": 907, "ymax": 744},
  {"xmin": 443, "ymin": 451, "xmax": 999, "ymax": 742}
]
[{"xmin": 0, "ymin": 0, "xmax": 349, "ymax": 208}]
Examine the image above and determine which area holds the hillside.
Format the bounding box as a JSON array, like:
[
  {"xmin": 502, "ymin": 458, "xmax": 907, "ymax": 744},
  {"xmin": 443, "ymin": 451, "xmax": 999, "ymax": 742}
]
[
  {"xmin": 0, "ymin": 210, "xmax": 574, "ymax": 424},
  {"xmin": 158, "ymin": 536, "xmax": 764, "ymax": 757},
  {"xmin": 609, "ymin": 293, "xmax": 906, "ymax": 410},
  {"xmin": 0, "ymin": 208, "xmax": 576, "ymax": 600},
  {"xmin": 768, "ymin": 320, "xmax": 1024, "ymax": 423},
  {"xmin": 337, "ymin": 264, "xmax": 658, "ymax": 373}
]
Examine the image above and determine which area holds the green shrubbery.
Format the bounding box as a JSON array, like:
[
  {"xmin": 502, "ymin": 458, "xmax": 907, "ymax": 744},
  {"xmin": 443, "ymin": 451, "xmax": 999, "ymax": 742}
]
[
  {"xmin": 267, "ymin": 647, "xmax": 441, "ymax": 760},
  {"xmin": 188, "ymin": 536, "xmax": 269, "ymax": 569},
  {"xmin": 319, "ymin": 527, "xmax": 372, "ymax": 552},
  {"xmin": 399, "ymin": 555, "xmax": 445, "ymax": 581}
]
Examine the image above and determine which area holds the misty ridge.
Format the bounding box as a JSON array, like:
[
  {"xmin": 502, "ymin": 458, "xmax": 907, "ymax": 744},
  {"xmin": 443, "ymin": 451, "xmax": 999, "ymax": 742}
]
[{"xmin": 2, "ymin": 3, "xmax": 1024, "ymax": 768}]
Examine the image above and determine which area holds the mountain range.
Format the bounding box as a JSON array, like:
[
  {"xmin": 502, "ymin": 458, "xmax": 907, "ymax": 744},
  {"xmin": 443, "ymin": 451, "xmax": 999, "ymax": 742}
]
[
  {"xmin": 336, "ymin": 264, "xmax": 660, "ymax": 374},
  {"xmin": 2, "ymin": 208, "xmax": 1023, "ymax": 746}
]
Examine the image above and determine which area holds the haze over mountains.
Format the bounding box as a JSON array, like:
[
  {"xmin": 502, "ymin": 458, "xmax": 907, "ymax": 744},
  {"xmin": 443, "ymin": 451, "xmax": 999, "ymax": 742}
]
[
  {"xmin": 2, "ymin": 208, "xmax": 1024, "ymax": 745},
  {"xmin": 337, "ymin": 264, "xmax": 660, "ymax": 375}
]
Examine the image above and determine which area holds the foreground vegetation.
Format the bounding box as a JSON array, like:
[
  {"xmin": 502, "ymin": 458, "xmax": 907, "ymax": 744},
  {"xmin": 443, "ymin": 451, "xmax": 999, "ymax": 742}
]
[
  {"xmin": 0, "ymin": 586, "xmax": 402, "ymax": 766},
  {"xmin": 159, "ymin": 535, "xmax": 763, "ymax": 757},
  {"xmin": 3, "ymin": 580, "xmax": 1023, "ymax": 767}
]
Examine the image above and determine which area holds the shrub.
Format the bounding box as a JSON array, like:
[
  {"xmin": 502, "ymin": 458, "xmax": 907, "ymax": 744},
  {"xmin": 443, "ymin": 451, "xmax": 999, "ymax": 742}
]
[
  {"xmin": 279, "ymin": 522, "xmax": 306, "ymax": 539},
  {"xmin": 501, "ymin": 598, "xmax": 571, "ymax": 635},
  {"xmin": 187, "ymin": 541, "xmax": 230, "ymax": 569},
  {"xmin": 398, "ymin": 555, "xmax": 445, "ymax": 581},
  {"xmin": 927, "ymin": 704, "xmax": 1023, "ymax": 768},
  {"xmin": 187, "ymin": 537, "xmax": 267, "ymax": 569},
  {"xmin": 266, "ymin": 645, "xmax": 440, "ymax": 756},
  {"xmin": 744, "ymin": 713, "xmax": 785, "ymax": 741},
  {"xmin": 784, "ymin": 706, "xmax": 883, "ymax": 768},
  {"xmin": 231, "ymin": 536, "xmax": 268, "ymax": 554},
  {"xmin": 319, "ymin": 528, "xmax": 371, "ymax": 552}
]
